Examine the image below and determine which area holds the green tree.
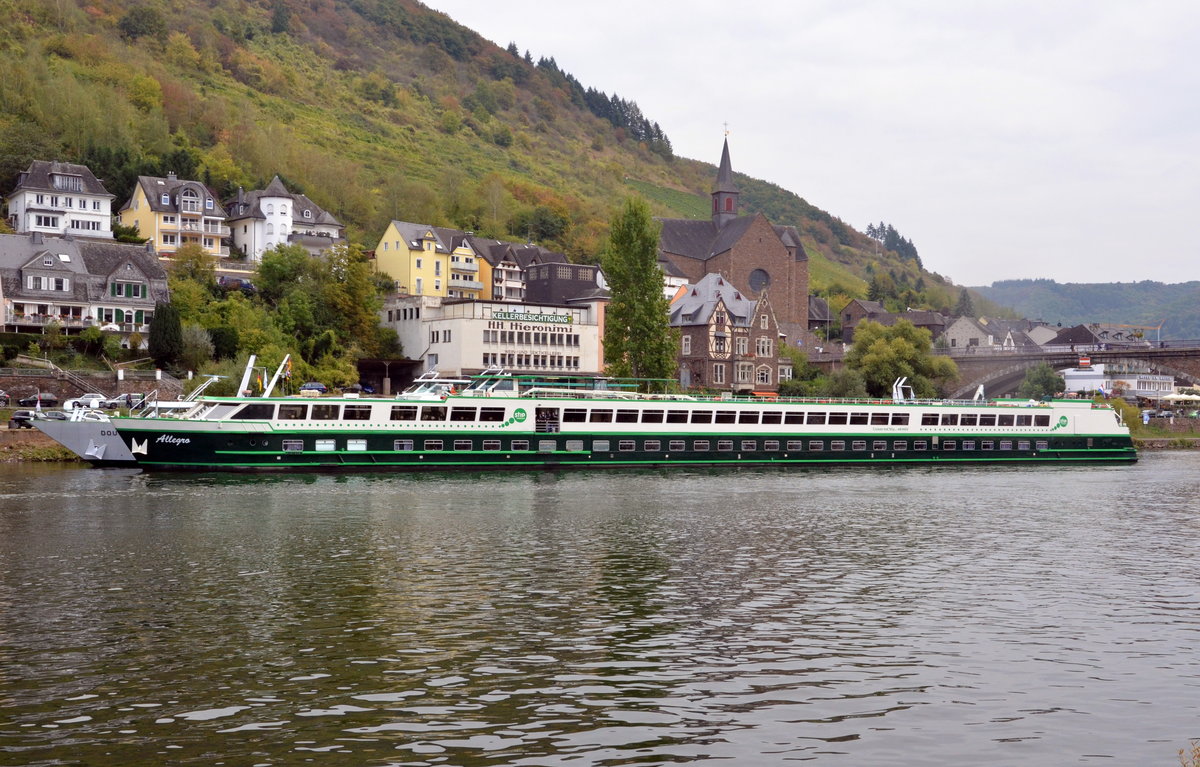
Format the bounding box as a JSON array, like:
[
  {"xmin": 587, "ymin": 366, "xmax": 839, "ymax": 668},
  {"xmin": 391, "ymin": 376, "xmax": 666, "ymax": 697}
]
[
  {"xmin": 954, "ymin": 288, "xmax": 975, "ymax": 318},
  {"xmin": 170, "ymin": 242, "xmax": 218, "ymax": 284},
  {"xmin": 148, "ymin": 302, "xmax": 183, "ymax": 369},
  {"xmin": 844, "ymin": 319, "xmax": 958, "ymax": 397},
  {"xmin": 179, "ymin": 323, "xmax": 214, "ymax": 373},
  {"xmin": 1017, "ymin": 362, "xmax": 1065, "ymax": 400},
  {"xmin": 601, "ymin": 197, "xmax": 677, "ymax": 383},
  {"xmin": 111, "ymin": 220, "xmax": 146, "ymax": 244},
  {"xmin": 117, "ymin": 6, "xmax": 167, "ymax": 41}
]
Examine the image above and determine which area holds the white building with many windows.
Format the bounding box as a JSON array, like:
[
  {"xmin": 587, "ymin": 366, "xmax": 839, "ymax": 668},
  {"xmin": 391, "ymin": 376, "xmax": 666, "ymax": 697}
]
[
  {"xmin": 4, "ymin": 161, "xmax": 115, "ymax": 238},
  {"xmin": 380, "ymin": 295, "xmax": 606, "ymax": 378}
]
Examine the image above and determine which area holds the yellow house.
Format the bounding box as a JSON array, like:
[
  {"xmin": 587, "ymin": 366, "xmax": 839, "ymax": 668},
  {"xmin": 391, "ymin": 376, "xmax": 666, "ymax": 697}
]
[
  {"xmin": 118, "ymin": 173, "xmax": 229, "ymax": 257},
  {"xmin": 372, "ymin": 221, "xmax": 484, "ymax": 300}
]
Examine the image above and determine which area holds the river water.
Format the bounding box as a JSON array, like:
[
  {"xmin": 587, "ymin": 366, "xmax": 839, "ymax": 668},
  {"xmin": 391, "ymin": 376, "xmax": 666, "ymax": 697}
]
[{"xmin": 1, "ymin": 453, "xmax": 1198, "ymax": 766}]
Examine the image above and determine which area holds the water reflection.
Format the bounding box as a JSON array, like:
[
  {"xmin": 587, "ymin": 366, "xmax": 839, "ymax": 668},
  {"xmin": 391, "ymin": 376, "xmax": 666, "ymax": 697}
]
[{"xmin": 1, "ymin": 455, "xmax": 1199, "ymax": 765}]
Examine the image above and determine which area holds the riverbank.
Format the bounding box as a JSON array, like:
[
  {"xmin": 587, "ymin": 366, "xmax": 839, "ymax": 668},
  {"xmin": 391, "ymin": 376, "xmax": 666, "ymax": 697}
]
[{"xmin": 0, "ymin": 429, "xmax": 80, "ymax": 463}]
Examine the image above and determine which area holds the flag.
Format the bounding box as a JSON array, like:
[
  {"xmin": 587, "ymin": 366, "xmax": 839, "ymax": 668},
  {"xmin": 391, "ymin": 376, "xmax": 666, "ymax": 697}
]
[
  {"xmin": 35, "ymin": 392, "xmax": 42, "ymax": 414},
  {"xmin": 284, "ymin": 358, "xmax": 292, "ymax": 379},
  {"xmin": 256, "ymin": 374, "xmax": 264, "ymax": 392}
]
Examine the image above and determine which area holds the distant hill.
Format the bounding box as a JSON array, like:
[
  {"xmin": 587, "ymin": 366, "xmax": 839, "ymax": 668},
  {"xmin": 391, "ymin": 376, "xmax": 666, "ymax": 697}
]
[
  {"xmin": 0, "ymin": 0, "xmax": 970, "ymax": 320},
  {"xmin": 973, "ymin": 279, "xmax": 1200, "ymax": 339}
]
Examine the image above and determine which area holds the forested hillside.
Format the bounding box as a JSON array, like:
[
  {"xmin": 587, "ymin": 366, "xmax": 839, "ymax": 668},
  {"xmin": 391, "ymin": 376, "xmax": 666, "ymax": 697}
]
[
  {"xmin": 0, "ymin": 0, "xmax": 967, "ymax": 316},
  {"xmin": 973, "ymin": 280, "xmax": 1200, "ymax": 339}
]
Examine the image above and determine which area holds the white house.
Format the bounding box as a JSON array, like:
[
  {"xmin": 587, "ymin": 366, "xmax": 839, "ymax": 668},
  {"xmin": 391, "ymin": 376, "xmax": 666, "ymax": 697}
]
[
  {"xmin": 225, "ymin": 176, "xmax": 345, "ymax": 260},
  {"xmin": 380, "ymin": 295, "xmax": 606, "ymax": 378},
  {"xmin": 4, "ymin": 161, "xmax": 115, "ymax": 238}
]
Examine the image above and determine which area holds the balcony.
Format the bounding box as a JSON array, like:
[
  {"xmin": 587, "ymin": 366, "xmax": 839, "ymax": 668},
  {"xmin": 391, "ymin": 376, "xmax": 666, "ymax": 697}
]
[
  {"xmin": 161, "ymin": 219, "xmax": 231, "ymax": 236},
  {"xmin": 450, "ymin": 259, "xmax": 479, "ymax": 274},
  {"xmin": 449, "ymin": 276, "xmax": 484, "ymax": 291},
  {"xmin": 5, "ymin": 314, "xmax": 91, "ymax": 328}
]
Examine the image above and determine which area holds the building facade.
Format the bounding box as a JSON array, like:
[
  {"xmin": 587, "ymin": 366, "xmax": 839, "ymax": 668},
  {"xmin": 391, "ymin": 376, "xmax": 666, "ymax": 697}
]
[
  {"xmin": 5, "ymin": 161, "xmax": 115, "ymax": 238},
  {"xmin": 1063, "ymin": 363, "xmax": 1173, "ymax": 399},
  {"xmin": 118, "ymin": 173, "xmax": 229, "ymax": 257},
  {"xmin": 669, "ymin": 273, "xmax": 789, "ymax": 393},
  {"xmin": 657, "ymin": 139, "xmax": 812, "ymax": 346},
  {"xmin": 224, "ymin": 176, "xmax": 345, "ymax": 260},
  {"xmin": 0, "ymin": 232, "xmax": 169, "ymax": 342},
  {"xmin": 380, "ymin": 296, "xmax": 605, "ymax": 378}
]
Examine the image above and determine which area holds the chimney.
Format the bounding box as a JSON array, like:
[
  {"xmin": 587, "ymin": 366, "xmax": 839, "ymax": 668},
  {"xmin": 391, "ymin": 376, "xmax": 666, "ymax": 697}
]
[
  {"xmin": 167, "ymin": 171, "xmax": 177, "ymax": 182},
  {"xmin": 30, "ymin": 232, "xmax": 43, "ymax": 245}
]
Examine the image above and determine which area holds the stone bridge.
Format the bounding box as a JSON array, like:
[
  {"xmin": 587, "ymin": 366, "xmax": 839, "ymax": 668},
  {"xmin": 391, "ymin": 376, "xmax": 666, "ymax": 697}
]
[{"xmin": 944, "ymin": 345, "xmax": 1200, "ymax": 399}]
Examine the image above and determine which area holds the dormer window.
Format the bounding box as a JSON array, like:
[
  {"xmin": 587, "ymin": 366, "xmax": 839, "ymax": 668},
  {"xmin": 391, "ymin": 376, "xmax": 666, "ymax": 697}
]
[
  {"xmin": 181, "ymin": 189, "xmax": 200, "ymax": 213},
  {"xmin": 42, "ymin": 255, "xmax": 53, "ymax": 266},
  {"xmin": 161, "ymin": 193, "xmax": 170, "ymax": 205},
  {"xmin": 303, "ymin": 209, "xmax": 311, "ymax": 219},
  {"xmin": 205, "ymin": 198, "xmax": 214, "ymax": 210}
]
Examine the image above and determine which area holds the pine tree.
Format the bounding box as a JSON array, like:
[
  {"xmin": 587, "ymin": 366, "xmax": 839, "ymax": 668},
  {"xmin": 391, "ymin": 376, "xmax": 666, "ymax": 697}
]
[
  {"xmin": 954, "ymin": 288, "xmax": 975, "ymax": 318},
  {"xmin": 148, "ymin": 301, "xmax": 183, "ymax": 369},
  {"xmin": 602, "ymin": 197, "xmax": 677, "ymax": 385}
]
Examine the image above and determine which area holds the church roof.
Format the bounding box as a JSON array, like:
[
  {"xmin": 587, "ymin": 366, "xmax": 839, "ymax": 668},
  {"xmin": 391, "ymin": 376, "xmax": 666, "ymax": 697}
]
[{"xmin": 713, "ymin": 137, "xmax": 738, "ymax": 194}]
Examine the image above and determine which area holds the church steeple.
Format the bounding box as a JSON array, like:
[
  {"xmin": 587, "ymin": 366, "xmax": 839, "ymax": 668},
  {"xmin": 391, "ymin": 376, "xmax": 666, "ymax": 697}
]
[{"xmin": 711, "ymin": 137, "xmax": 739, "ymax": 228}]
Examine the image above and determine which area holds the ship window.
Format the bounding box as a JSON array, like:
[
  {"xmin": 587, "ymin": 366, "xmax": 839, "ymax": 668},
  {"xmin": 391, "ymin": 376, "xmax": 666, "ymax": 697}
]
[
  {"xmin": 801, "ymin": 440, "xmax": 817, "ymax": 451},
  {"xmin": 761, "ymin": 411, "xmax": 782, "ymax": 424},
  {"xmin": 669, "ymin": 440, "xmax": 685, "ymax": 451},
  {"xmin": 982, "ymin": 440, "xmax": 995, "ymax": 450},
  {"xmin": 278, "ymin": 404, "xmax": 308, "ymax": 420},
  {"xmin": 589, "ymin": 409, "xmax": 613, "ymax": 423},
  {"xmin": 979, "ymin": 414, "xmax": 997, "ymax": 426},
  {"xmin": 714, "ymin": 411, "xmax": 736, "ymax": 424},
  {"xmin": 963, "ymin": 441, "xmax": 976, "ymax": 450},
  {"xmin": 871, "ymin": 413, "xmax": 889, "ymax": 426},
  {"xmin": 1016, "ymin": 415, "xmax": 1032, "ymax": 426},
  {"xmin": 482, "ymin": 439, "xmax": 501, "ymax": 451},
  {"xmin": 852, "ymin": 440, "xmax": 867, "ymax": 450},
  {"xmin": 616, "ymin": 409, "xmax": 639, "ymax": 423},
  {"xmin": 831, "ymin": 440, "xmax": 846, "ymax": 451},
  {"xmin": 921, "ymin": 413, "xmax": 939, "ymax": 426},
  {"xmin": 347, "ymin": 439, "xmax": 367, "ymax": 452},
  {"xmin": 999, "ymin": 440, "xmax": 1013, "ymax": 450},
  {"xmin": 454, "ymin": 439, "xmax": 472, "ymax": 451},
  {"xmin": 891, "ymin": 413, "xmax": 910, "ymax": 425},
  {"xmin": 641, "ymin": 409, "xmax": 664, "ymax": 423},
  {"xmin": 644, "ymin": 440, "xmax": 661, "ymax": 451},
  {"xmin": 738, "ymin": 411, "xmax": 759, "ymax": 424},
  {"xmin": 764, "ymin": 440, "xmax": 780, "ymax": 450},
  {"xmin": 563, "ymin": 408, "xmax": 587, "ymax": 422},
  {"xmin": 450, "ymin": 407, "xmax": 477, "ymax": 422},
  {"xmin": 344, "ymin": 405, "xmax": 372, "ymax": 421},
  {"xmin": 849, "ymin": 412, "xmax": 869, "ymax": 425},
  {"xmin": 394, "ymin": 439, "xmax": 414, "ymax": 451},
  {"xmin": 422, "ymin": 406, "xmax": 447, "ymax": 421},
  {"xmin": 998, "ymin": 414, "xmax": 1015, "ymax": 426},
  {"xmin": 619, "ymin": 440, "xmax": 636, "ymax": 451},
  {"xmin": 667, "ymin": 410, "xmax": 689, "ymax": 424},
  {"xmin": 391, "ymin": 406, "xmax": 417, "ymax": 421},
  {"xmin": 960, "ymin": 414, "xmax": 978, "ymax": 426},
  {"xmin": 479, "ymin": 407, "xmax": 506, "ymax": 422},
  {"xmin": 873, "ymin": 440, "xmax": 887, "ymax": 450},
  {"xmin": 804, "ymin": 412, "xmax": 825, "ymax": 425},
  {"xmin": 282, "ymin": 439, "xmax": 304, "ymax": 452},
  {"xmin": 233, "ymin": 403, "xmax": 276, "ymax": 420},
  {"xmin": 567, "ymin": 440, "xmax": 585, "ymax": 451},
  {"xmin": 312, "ymin": 404, "xmax": 339, "ymax": 420},
  {"xmin": 894, "ymin": 440, "xmax": 907, "ymax": 450},
  {"xmin": 591, "ymin": 439, "xmax": 609, "ymax": 451},
  {"xmin": 741, "ymin": 440, "xmax": 756, "ymax": 451},
  {"xmin": 828, "ymin": 412, "xmax": 848, "ymax": 425},
  {"xmin": 943, "ymin": 441, "xmax": 957, "ymax": 450},
  {"xmin": 717, "ymin": 440, "xmax": 734, "ymax": 451},
  {"xmin": 914, "ymin": 440, "xmax": 928, "ymax": 450},
  {"xmin": 538, "ymin": 440, "xmax": 556, "ymax": 453},
  {"xmin": 1036, "ymin": 440, "xmax": 1048, "ymax": 450},
  {"xmin": 1018, "ymin": 440, "xmax": 1031, "ymax": 451},
  {"xmin": 690, "ymin": 410, "xmax": 712, "ymax": 424},
  {"xmin": 1035, "ymin": 415, "xmax": 1050, "ymax": 427},
  {"xmin": 424, "ymin": 439, "xmax": 444, "ymax": 451},
  {"xmin": 315, "ymin": 439, "xmax": 335, "ymax": 452},
  {"xmin": 940, "ymin": 413, "xmax": 958, "ymax": 426},
  {"xmin": 510, "ymin": 440, "xmax": 529, "ymax": 451},
  {"xmin": 693, "ymin": 440, "xmax": 710, "ymax": 451}
]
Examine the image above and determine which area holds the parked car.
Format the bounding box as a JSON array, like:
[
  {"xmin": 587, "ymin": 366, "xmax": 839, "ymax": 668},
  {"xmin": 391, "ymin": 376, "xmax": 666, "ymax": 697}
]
[
  {"xmin": 8, "ymin": 410, "xmax": 35, "ymax": 429},
  {"xmin": 63, "ymin": 392, "xmax": 108, "ymax": 410},
  {"xmin": 102, "ymin": 393, "xmax": 145, "ymax": 409},
  {"xmin": 17, "ymin": 393, "xmax": 59, "ymax": 407},
  {"xmin": 299, "ymin": 382, "xmax": 328, "ymax": 394},
  {"xmin": 0, "ymin": 389, "xmax": 9, "ymax": 407}
]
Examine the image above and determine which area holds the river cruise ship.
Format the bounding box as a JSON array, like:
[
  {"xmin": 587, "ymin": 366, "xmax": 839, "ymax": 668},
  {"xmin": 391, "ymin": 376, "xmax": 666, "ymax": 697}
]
[{"xmin": 37, "ymin": 369, "xmax": 1137, "ymax": 472}]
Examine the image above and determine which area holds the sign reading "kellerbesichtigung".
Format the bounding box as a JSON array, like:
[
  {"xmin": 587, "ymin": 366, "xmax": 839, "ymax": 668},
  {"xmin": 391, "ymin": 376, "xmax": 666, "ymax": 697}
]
[{"xmin": 492, "ymin": 311, "xmax": 573, "ymax": 324}]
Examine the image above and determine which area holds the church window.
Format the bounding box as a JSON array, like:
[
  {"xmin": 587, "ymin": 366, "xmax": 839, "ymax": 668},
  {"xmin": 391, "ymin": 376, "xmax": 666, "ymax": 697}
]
[{"xmin": 725, "ymin": 197, "xmax": 733, "ymax": 212}]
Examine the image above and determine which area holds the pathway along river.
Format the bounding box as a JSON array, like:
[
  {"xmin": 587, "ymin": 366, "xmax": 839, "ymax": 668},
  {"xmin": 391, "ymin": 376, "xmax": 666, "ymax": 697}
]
[{"xmin": 1, "ymin": 454, "xmax": 1198, "ymax": 766}]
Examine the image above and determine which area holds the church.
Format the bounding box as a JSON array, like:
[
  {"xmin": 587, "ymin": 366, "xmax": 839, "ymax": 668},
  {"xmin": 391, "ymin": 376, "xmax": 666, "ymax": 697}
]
[{"xmin": 657, "ymin": 139, "xmax": 816, "ymax": 347}]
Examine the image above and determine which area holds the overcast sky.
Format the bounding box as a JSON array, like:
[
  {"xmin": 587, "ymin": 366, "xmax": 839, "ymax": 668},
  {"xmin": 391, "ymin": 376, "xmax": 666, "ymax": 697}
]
[{"xmin": 422, "ymin": 0, "xmax": 1199, "ymax": 288}]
